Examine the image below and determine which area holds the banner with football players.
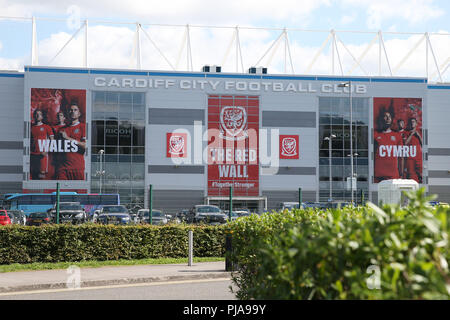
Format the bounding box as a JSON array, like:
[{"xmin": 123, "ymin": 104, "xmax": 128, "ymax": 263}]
[
  {"xmin": 373, "ymin": 97, "xmax": 423, "ymax": 183},
  {"xmin": 30, "ymin": 88, "xmax": 87, "ymax": 180}
]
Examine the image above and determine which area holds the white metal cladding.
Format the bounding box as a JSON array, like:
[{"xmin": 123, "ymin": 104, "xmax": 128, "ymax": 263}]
[
  {"xmin": 427, "ymin": 86, "xmax": 450, "ymax": 195},
  {"xmin": 3, "ymin": 65, "xmax": 450, "ymax": 203},
  {"xmin": 0, "ymin": 73, "xmax": 24, "ymax": 193}
]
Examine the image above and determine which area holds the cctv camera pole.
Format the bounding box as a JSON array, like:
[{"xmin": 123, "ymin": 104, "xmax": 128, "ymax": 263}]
[
  {"xmin": 149, "ymin": 184, "xmax": 153, "ymax": 225},
  {"xmin": 56, "ymin": 182, "xmax": 60, "ymax": 224}
]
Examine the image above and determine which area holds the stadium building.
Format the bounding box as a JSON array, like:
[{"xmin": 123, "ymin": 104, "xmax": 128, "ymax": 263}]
[{"xmin": 0, "ymin": 65, "xmax": 449, "ymax": 213}]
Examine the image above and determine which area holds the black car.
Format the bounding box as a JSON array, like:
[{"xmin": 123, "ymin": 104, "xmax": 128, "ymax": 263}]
[
  {"xmin": 26, "ymin": 212, "xmax": 52, "ymax": 226},
  {"xmin": 49, "ymin": 202, "xmax": 87, "ymax": 224},
  {"xmin": 187, "ymin": 205, "xmax": 228, "ymax": 225},
  {"xmin": 7, "ymin": 210, "xmax": 26, "ymax": 225}
]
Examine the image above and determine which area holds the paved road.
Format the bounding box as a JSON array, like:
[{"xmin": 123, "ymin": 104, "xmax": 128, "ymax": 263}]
[{"xmin": 0, "ymin": 278, "xmax": 236, "ymax": 300}]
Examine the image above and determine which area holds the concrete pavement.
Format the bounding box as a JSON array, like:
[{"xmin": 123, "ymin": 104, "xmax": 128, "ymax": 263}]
[{"xmin": 0, "ymin": 261, "xmax": 231, "ymax": 293}]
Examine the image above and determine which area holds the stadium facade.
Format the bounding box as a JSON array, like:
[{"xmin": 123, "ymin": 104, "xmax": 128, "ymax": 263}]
[{"xmin": 0, "ymin": 66, "xmax": 449, "ymax": 213}]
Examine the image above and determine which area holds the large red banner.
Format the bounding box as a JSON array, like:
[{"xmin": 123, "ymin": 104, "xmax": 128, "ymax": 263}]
[
  {"xmin": 30, "ymin": 88, "xmax": 87, "ymax": 180},
  {"xmin": 373, "ymin": 97, "xmax": 423, "ymax": 183},
  {"xmin": 207, "ymin": 95, "xmax": 259, "ymax": 196}
]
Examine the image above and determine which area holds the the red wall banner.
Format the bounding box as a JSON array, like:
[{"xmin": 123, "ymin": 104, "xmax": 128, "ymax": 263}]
[
  {"xmin": 30, "ymin": 88, "xmax": 87, "ymax": 181},
  {"xmin": 280, "ymin": 135, "xmax": 299, "ymax": 159},
  {"xmin": 373, "ymin": 97, "xmax": 423, "ymax": 184},
  {"xmin": 207, "ymin": 95, "xmax": 259, "ymax": 196},
  {"xmin": 166, "ymin": 133, "xmax": 187, "ymax": 158}
]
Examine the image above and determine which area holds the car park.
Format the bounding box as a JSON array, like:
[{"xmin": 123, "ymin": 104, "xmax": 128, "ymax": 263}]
[
  {"xmin": 0, "ymin": 210, "xmax": 12, "ymax": 225},
  {"xmin": 26, "ymin": 212, "xmax": 52, "ymax": 226},
  {"xmin": 187, "ymin": 205, "xmax": 228, "ymax": 225},
  {"xmin": 96, "ymin": 205, "xmax": 131, "ymax": 225},
  {"xmin": 138, "ymin": 209, "xmax": 169, "ymax": 225},
  {"xmin": 176, "ymin": 209, "xmax": 190, "ymax": 222},
  {"xmin": 48, "ymin": 202, "xmax": 87, "ymax": 224}
]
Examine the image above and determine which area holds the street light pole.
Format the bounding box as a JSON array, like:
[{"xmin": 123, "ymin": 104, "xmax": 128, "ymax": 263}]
[
  {"xmin": 324, "ymin": 134, "xmax": 336, "ymax": 202},
  {"xmin": 98, "ymin": 149, "xmax": 105, "ymax": 194},
  {"xmin": 338, "ymin": 81, "xmax": 354, "ymax": 205}
]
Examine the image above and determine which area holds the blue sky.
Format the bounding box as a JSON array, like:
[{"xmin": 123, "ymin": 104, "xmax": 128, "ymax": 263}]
[{"xmin": 0, "ymin": 0, "xmax": 449, "ymax": 81}]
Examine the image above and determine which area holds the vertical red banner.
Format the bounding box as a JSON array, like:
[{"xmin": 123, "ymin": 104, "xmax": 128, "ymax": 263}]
[
  {"xmin": 373, "ymin": 97, "xmax": 423, "ymax": 184},
  {"xmin": 207, "ymin": 95, "xmax": 259, "ymax": 196}
]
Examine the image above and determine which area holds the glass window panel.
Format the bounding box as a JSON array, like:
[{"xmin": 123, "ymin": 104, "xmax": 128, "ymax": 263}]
[
  {"xmin": 119, "ymin": 93, "xmax": 132, "ymax": 103},
  {"xmin": 319, "ymin": 97, "xmax": 332, "ymax": 112},
  {"xmin": 131, "ymin": 163, "xmax": 144, "ymax": 180},
  {"xmin": 106, "ymin": 92, "xmax": 119, "ymax": 104},
  {"xmin": 132, "ymin": 122, "xmax": 145, "ymax": 146},
  {"xmin": 319, "ymin": 149, "xmax": 329, "ymax": 157},
  {"xmin": 105, "ymin": 146, "xmax": 118, "ymax": 155},
  {"xmin": 119, "ymin": 146, "xmax": 131, "ymax": 154},
  {"xmin": 132, "ymin": 155, "xmax": 145, "ymax": 162},
  {"xmin": 119, "ymin": 103, "xmax": 132, "ymax": 113},
  {"xmin": 132, "ymin": 92, "xmax": 144, "ymax": 105},
  {"xmin": 118, "ymin": 121, "xmax": 132, "ymax": 146},
  {"xmin": 105, "ymin": 121, "xmax": 118, "ymax": 146},
  {"xmin": 133, "ymin": 112, "xmax": 145, "ymax": 120},
  {"xmin": 132, "ymin": 147, "xmax": 145, "ymax": 155},
  {"xmin": 319, "ymin": 115, "xmax": 330, "ymax": 125},
  {"xmin": 133, "ymin": 105, "xmax": 145, "ymax": 113},
  {"xmin": 93, "ymin": 91, "xmax": 105, "ymax": 103},
  {"xmin": 92, "ymin": 120, "xmax": 105, "ymax": 146},
  {"xmin": 119, "ymin": 155, "xmax": 132, "ymax": 162},
  {"xmin": 332, "ymin": 166, "xmax": 343, "ymax": 181},
  {"xmin": 104, "ymin": 112, "xmax": 118, "ymax": 119},
  {"xmin": 92, "ymin": 112, "xmax": 105, "ymax": 120}
]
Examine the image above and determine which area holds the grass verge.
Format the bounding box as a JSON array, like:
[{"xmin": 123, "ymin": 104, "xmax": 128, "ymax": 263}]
[{"xmin": 0, "ymin": 257, "xmax": 225, "ymax": 273}]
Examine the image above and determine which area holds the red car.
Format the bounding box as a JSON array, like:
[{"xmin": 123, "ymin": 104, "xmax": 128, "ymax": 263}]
[{"xmin": 0, "ymin": 210, "xmax": 12, "ymax": 225}]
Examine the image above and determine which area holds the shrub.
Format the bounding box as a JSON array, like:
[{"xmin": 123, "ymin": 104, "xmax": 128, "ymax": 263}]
[
  {"xmin": 0, "ymin": 224, "xmax": 225, "ymax": 264},
  {"xmin": 229, "ymin": 188, "xmax": 450, "ymax": 299}
]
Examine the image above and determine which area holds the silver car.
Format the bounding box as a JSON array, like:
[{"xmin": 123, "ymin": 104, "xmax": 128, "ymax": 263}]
[{"xmin": 137, "ymin": 209, "xmax": 168, "ymax": 225}]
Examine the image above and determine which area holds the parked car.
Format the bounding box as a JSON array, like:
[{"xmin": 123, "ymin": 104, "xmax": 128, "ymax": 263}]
[
  {"xmin": 7, "ymin": 210, "xmax": 26, "ymax": 225},
  {"xmin": 96, "ymin": 205, "xmax": 131, "ymax": 225},
  {"xmin": 177, "ymin": 209, "xmax": 190, "ymax": 222},
  {"xmin": 48, "ymin": 202, "xmax": 87, "ymax": 224},
  {"xmin": 165, "ymin": 213, "xmax": 181, "ymax": 224},
  {"xmin": 187, "ymin": 205, "xmax": 228, "ymax": 225},
  {"xmin": 26, "ymin": 212, "xmax": 52, "ymax": 226},
  {"xmin": 137, "ymin": 209, "xmax": 168, "ymax": 225},
  {"xmin": 0, "ymin": 209, "xmax": 12, "ymax": 225}
]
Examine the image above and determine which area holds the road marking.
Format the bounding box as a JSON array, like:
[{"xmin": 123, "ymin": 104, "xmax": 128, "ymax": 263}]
[{"xmin": 0, "ymin": 277, "xmax": 232, "ymax": 296}]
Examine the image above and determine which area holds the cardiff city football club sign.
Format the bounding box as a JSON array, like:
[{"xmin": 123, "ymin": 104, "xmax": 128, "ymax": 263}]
[
  {"xmin": 167, "ymin": 133, "xmax": 187, "ymax": 158},
  {"xmin": 207, "ymin": 95, "xmax": 259, "ymax": 196}
]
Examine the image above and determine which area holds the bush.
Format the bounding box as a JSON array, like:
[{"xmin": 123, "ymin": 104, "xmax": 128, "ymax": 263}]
[
  {"xmin": 0, "ymin": 224, "xmax": 225, "ymax": 264},
  {"xmin": 229, "ymin": 188, "xmax": 450, "ymax": 299}
]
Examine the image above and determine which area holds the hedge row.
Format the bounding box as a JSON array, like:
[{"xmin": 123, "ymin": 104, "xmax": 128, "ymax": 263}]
[
  {"xmin": 228, "ymin": 188, "xmax": 450, "ymax": 300},
  {"xmin": 0, "ymin": 224, "xmax": 226, "ymax": 264}
]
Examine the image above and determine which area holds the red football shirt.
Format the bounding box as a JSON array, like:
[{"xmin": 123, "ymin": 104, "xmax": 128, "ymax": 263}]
[
  {"xmin": 59, "ymin": 122, "xmax": 86, "ymax": 169},
  {"xmin": 374, "ymin": 130, "xmax": 403, "ymax": 179},
  {"xmin": 30, "ymin": 124, "xmax": 54, "ymax": 154}
]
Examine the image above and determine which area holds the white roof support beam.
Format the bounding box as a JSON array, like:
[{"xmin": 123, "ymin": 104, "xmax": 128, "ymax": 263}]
[
  {"xmin": 348, "ymin": 33, "xmax": 378, "ymax": 75},
  {"xmin": 254, "ymin": 30, "xmax": 284, "ymax": 67},
  {"xmin": 31, "ymin": 16, "xmax": 38, "ymax": 66},
  {"xmin": 48, "ymin": 20, "xmax": 85, "ymax": 65},
  {"xmin": 140, "ymin": 26, "xmax": 176, "ymax": 71},
  {"xmin": 84, "ymin": 20, "xmax": 88, "ymax": 68},
  {"xmin": 426, "ymin": 33, "xmax": 443, "ymax": 83},
  {"xmin": 393, "ymin": 33, "xmax": 426, "ymax": 75},
  {"xmin": 306, "ymin": 32, "xmax": 332, "ymax": 73},
  {"xmin": 379, "ymin": 31, "xmax": 393, "ymax": 76}
]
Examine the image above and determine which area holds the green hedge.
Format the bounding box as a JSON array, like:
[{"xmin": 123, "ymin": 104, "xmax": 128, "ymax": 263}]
[
  {"xmin": 228, "ymin": 188, "xmax": 450, "ymax": 300},
  {"xmin": 0, "ymin": 224, "xmax": 225, "ymax": 264}
]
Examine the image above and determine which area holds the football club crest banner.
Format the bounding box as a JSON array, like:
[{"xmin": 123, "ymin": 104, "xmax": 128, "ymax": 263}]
[{"xmin": 207, "ymin": 95, "xmax": 259, "ymax": 196}]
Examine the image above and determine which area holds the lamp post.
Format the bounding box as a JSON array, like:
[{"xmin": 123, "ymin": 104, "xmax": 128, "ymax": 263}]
[
  {"xmin": 324, "ymin": 134, "xmax": 336, "ymax": 202},
  {"xmin": 338, "ymin": 81, "xmax": 354, "ymax": 204},
  {"xmin": 96, "ymin": 149, "xmax": 105, "ymax": 194}
]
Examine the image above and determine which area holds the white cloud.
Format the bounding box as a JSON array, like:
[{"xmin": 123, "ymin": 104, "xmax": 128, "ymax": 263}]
[
  {"xmin": 342, "ymin": 0, "xmax": 445, "ymax": 29},
  {"xmin": 0, "ymin": 0, "xmax": 331, "ymax": 26}
]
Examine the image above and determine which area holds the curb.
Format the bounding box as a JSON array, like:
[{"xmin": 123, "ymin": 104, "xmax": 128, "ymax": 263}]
[{"xmin": 0, "ymin": 272, "xmax": 232, "ymax": 294}]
